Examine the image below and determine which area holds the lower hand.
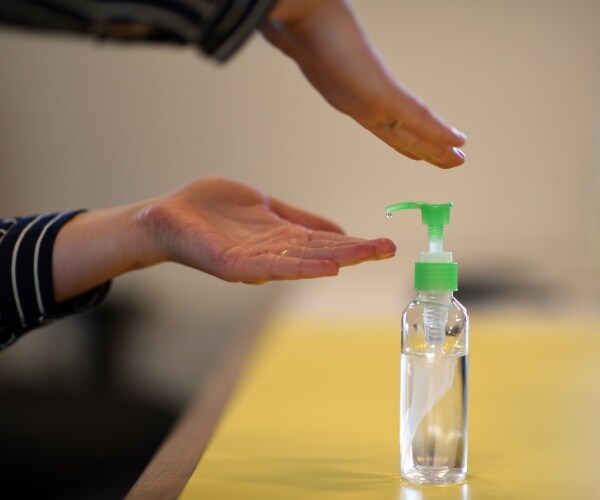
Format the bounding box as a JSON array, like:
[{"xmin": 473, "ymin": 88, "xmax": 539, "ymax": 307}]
[
  {"xmin": 53, "ymin": 177, "xmax": 396, "ymax": 301},
  {"xmin": 140, "ymin": 177, "xmax": 396, "ymax": 283}
]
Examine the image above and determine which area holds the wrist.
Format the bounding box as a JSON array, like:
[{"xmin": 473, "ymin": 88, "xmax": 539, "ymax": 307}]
[
  {"xmin": 52, "ymin": 201, "xmax": 160, "ymax": 302},
  {"xmin": 132, "ymin": 196, "xmax": 172, "ymax": 268}
]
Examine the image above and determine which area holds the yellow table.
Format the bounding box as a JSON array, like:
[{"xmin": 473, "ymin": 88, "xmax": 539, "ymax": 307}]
[{"xmin": 180, "ymin": 314, "xmax": 600, "ymax": 499}]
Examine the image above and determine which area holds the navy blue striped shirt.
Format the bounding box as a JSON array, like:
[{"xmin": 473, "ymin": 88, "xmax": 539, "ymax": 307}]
[
  {"xmin": 0, "ymin": 0, "xmax": 278, "ymax": 61},
  {"xmin": 0, "ymin": 211, "xmax": 110, "ymax": 349}
]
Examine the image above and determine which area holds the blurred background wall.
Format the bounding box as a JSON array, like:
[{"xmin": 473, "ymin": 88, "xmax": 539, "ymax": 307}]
[{"xmin": 0, "ymin": 0, "xmax": 599, "ymax": 496}]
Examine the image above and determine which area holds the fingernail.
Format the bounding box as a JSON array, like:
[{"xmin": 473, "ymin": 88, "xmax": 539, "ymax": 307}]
[
  {"xmin": 452, "ymin": 127, "xmax": 468, "ymax": 141},
  {"xmin": 453, "ymin": 147, "xmax": 465, "ymax": 160}
]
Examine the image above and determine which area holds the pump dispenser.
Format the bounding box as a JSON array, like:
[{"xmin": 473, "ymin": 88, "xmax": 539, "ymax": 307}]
[{"xmin": 386, "ymin": 201, "xmax": 469, "ymax": 485}]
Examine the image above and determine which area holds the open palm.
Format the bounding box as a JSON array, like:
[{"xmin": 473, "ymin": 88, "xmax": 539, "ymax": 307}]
[{"xmin": 142, "ymin": 177, "xmax": 396, "ymax": 283}]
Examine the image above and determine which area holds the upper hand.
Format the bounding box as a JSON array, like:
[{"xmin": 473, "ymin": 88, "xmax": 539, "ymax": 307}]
[{"xmin": 262, "ymin": 0, "xmax": 467, "ymax": 169}]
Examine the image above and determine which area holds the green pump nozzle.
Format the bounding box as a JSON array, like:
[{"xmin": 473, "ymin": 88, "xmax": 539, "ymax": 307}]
[
  {"xmin": 386, "ymin": 201, "xmax": 458, "ymax": 291},
  {"xmin": 386, "ymin": 202, "xmax": 453, "ymax": 253}
]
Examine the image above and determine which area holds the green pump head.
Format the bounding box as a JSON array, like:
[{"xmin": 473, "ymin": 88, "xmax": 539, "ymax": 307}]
[{"xmin": 386, "ymin": 201, "xmax": 458, "ymax": 291}]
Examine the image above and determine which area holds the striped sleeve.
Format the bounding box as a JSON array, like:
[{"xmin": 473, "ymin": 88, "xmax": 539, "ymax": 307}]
[
  {"xmin": 0, "ymin": 0, "xmax": 279, "ymax": 61},
  {"xmin": 0, "ymin": 210, "xmax": 111, "ymax": 349}
]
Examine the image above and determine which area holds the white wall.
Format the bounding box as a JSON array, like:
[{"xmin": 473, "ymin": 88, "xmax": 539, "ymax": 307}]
[{"xmin": 1, "ymin": 0, "xmax": 599, "ymax": 399}]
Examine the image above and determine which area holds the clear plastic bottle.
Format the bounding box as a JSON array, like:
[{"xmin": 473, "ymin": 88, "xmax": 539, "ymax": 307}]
[
  {"xmin": 401, "ymin": 290, "xmax": 468, "ymax": 484},
  {"xmin": 386, "ymin": 201, "xmax": 469, "ymax": 485}
]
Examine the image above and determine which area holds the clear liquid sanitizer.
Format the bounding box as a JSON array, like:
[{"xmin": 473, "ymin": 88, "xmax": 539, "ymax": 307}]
[{"xmin": 386, "ymin": 202, "xmax": 469, "ymax": 485}]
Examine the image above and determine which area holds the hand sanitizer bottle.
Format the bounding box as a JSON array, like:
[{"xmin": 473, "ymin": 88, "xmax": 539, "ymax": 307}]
[{"xmin": 386, "ymin": 202, "xmax": 469, "ymax": 485}]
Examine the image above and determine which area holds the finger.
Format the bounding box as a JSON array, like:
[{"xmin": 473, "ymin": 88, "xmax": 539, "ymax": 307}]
[
  {"xmin": 304, "ymin": 235, "xmax": 397, "ymax": 255},
  {"xmin": 285, "ymin": 238, "xmax": 396, "ymax": 265},
  {"xmin": 225, "ymin": 237, "xmax": 395, "ymax": 283},
  {"xmin": 401, "ymin": 150, "xmax": 421, "ymax": 161},
  {"xmin": 377, "ymin": 122, "xmax": 466, "ymax": 168},
  {"xmin": 394, "ymin": 143, "xmax": 465, "ymax": 169},
  {"xmin": 306, "ymin": 232, "xmax": 396, "ymax": 252},
  {"xmin": 239, "ymin": 254, "xmax": 340, "ymax": 283},
  {"xmin": 402, "ymin": 99, "xmax": 467, "ymax": 148},
  {"xmin": 268, "ymin": 197, "xmax": 346, "ymax": 234}
]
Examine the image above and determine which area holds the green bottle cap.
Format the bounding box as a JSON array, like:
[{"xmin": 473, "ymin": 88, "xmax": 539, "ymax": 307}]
[
  {"xmin": 414, "ymin": 262, "xmax": 458, "ymax": 291},
  {"xmin": 386, "ymin": 201, "xmax": 458, "ymax": 291}
]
